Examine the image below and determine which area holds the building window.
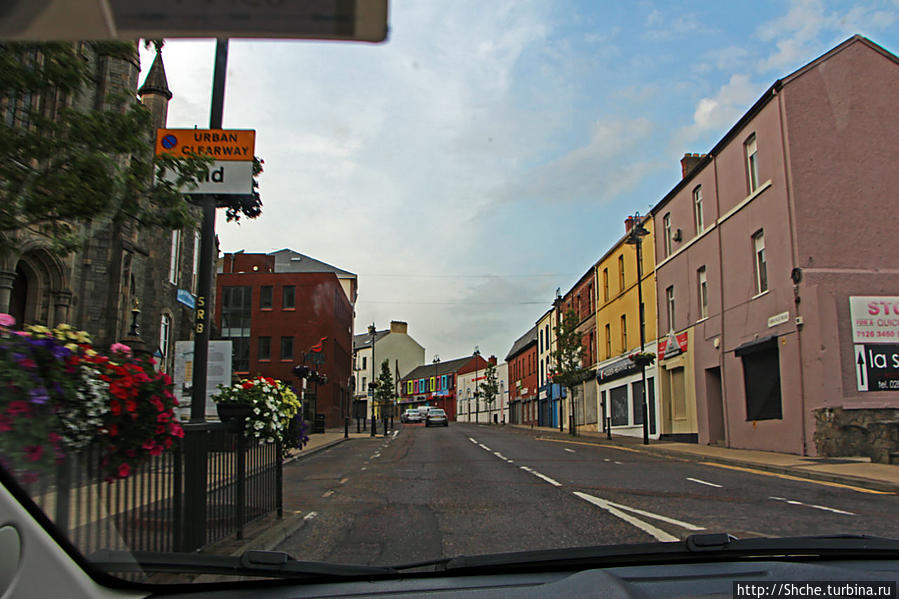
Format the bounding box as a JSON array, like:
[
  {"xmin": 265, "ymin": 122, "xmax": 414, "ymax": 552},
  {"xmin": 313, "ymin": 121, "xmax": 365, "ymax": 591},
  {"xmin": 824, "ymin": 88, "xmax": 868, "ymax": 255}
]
[
  {"xmin": 362, "ymin": 356, "xmax": 367, "ymax": 370},
  {"xmin": 663, "ymin": 213, "xmax": 672, "ymax": 257},
  {"xmin": 258, "ymin": 336, "xmax": 271, "ymax": 361},
  {"xmin": 191, "ymin": 230, "xmax": 200, "ymax": 292},
  {"xmin": 222, "ymin": 286, "xmax": 252, "ymax": 372},
  {"xmin": 604, "ymin": 323, "xmax": 611, "ymax": 359},
  {"xmin": 698, "ymin": 266, "xmax": 708, "ymax": 319},
  {"xmin": 618, "ymin": 255, "xmax": 625, "ymax": 291},
  {"xmin": 159, "ymin": 314, "xmax": 171, "ymax": 372},
  {"xmin": 362, "ymin": 376, "xmax": 367, "ymax": 391},
  {"xmin": 282, "ymin": 285, "xmax": 296, "ymax": 309},
  {"xmin": 693, "ymin": 186, "xmax": 704, "ymax": 233},
  {"xmin": 738, "ymin": 339, "xmax": 782, "ymax": 421},
  {"xmin": 610, "ymin": 385, "xmax": 628, "ymax": 426},
  {"xmin": 260, "ymin": 285, "xmax": 273, "ymax": 309},
  {"xmin": 168, "ymin": 230, "xmax": 181, "ymax": 284},
  {"xmin": 666, "ymin": 285, "xmax": 675, "ymax": 332},
  {"xmin": 753, "ymin": 230, "xmax": 767, "ymax": 294},
  {"xmin": 602, "ymin": 268, "xmax": 609, "ymax": 302},
  {"xmin": 745, "ymin": 134, "xmax": 759, "ymax": 192},
  {"xmin": 280, "ymin": 336, "xmax": 294, "ymax": 360},
  {"xmin": 620, "ymin": 314, "xmax": 627, "ymax": 352}
]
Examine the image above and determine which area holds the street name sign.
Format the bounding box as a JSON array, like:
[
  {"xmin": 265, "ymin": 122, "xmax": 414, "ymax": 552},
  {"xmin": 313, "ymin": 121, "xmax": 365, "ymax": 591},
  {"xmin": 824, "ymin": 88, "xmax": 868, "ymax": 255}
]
[{"xmin": 155, "ymin": 128, "xmax": 255, "ymax": 195}]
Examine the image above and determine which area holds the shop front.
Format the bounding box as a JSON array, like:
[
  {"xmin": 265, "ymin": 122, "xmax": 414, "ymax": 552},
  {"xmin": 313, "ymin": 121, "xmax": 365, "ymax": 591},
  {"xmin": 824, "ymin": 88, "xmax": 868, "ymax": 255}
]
[{"xmin": 596, "ymin": 353, "xmax": 659, "ymax": 439}]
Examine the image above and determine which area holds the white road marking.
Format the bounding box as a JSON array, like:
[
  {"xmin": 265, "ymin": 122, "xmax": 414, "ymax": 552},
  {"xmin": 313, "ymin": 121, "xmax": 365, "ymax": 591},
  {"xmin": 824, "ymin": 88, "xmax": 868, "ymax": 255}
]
[
  {"xmin": 303, "ymin": 512, "xmax": 318, "ymax": 521},
  {"xmin": 392, "ymin": 430, "xmax": 399, "ymax": 438},
  {"xmin": 564, "ymin": 448, "xmax": 575, "ymax": 453},
  {"xmin": 361, "ymin": 466, "xmax": 367, "ymax": 471},
  {"xmin": 597, "ymin": 498, "xmax": 705, "ymax": 531},
  {"xmin": 494, "ymin": 452, "xmax": 509, "ymax": 461},
  {"xmin": 687, "ymin": 477, "xmax": 722, "ymax": 488},
  {"xmin": 518, "ymin": 465, "xmax": 562, "ymax": 487},
  {"xmin": 603, "ymin": 459, "xmax": 611, "ymax": 462},
  {"xmin": 338, "ymin": 478, "xmax": 348, "ymax": 485},
  {"xmin": 478, "ymin": 444, "xmax": 491, "ymax": 451},
  {"xmin": 574, "ymin": 492, "xmax": 680, "ymax": 542},
  {"xmin": 321, "ymin": 490, "xmax": 334, "ymax": 498},
  {"xmin": 614, "ymin": 461, "xmax": 623, "ymax": 465},
  {"xmin": 469, "ymin": 437, "xmax": 478, "ymax": 444},
  {"xmin": 769, "ymin": 496, "xmax": 855, "ymax": 516}
]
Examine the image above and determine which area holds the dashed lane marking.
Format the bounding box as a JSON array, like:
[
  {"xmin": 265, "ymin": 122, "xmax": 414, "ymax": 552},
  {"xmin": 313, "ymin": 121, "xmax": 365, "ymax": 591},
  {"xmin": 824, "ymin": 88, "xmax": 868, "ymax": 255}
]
[
  {"xmin": 699, "ymin": 462, "xmax": 895, "ymax": 495},
  {"xmin": 687, "ymin": 477, "xmax": 722, "ymax": 488},
  {"xmin": 536, "ymin": 438, "xmax": 645, "ymax": 454},
  {"xmin": 321, "ymin": 490, "xmax": 334, "ymax": 498},
  {"xmin": 564, "ymin": 448, "xmax": 575, "ymax": 453},
  {"xmin": 614, "ymin": 461, "xmax": 623, "ymax": 465},
  {"xmin": 303, "ymin": 512, "xmax": 318, "ymax": 521},
  {"xmin": 338, "ymin": 478, "xmax": 349, "ymax": 485},
  {"xmin": 478, "ymin": 444, "xmax": 491, "ymax": 451},
  {"xmin": 469, "ymin": 437, "xmax": 478, "ymax": 444},
  {"xmin": 769, "ymin": 496, "xmax": 855, "ymax": 516}
]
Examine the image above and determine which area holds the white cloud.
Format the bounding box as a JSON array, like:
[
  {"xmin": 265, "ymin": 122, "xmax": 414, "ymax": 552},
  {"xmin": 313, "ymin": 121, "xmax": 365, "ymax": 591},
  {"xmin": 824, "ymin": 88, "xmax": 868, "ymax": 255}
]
[{"xmin": 672, "ymin": 74, "xmax": 760, "ymax": 148}]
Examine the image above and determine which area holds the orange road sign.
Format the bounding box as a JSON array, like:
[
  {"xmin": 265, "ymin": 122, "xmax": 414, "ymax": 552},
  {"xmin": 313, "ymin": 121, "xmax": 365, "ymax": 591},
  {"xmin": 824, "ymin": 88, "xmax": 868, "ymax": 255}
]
[{"xmin": 155, "ymin": 129, "xmax": 255, "ymax": 161}]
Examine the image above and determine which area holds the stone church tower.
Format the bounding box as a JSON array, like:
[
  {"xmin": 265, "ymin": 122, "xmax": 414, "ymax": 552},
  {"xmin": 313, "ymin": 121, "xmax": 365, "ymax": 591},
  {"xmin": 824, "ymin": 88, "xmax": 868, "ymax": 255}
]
[{"xmin": 1, "ymin": 42, "xmax": 201, "ymax": 374}]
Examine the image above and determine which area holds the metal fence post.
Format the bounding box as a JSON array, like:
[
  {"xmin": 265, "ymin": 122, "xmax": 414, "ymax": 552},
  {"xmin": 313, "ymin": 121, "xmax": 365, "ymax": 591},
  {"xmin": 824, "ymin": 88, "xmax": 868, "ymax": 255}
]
[
  {"xmin": 236, "ymin": 433, "xmax": 246, "ymax": 540},
  {"xmin": 54, "ymin": 456, "xmax": 72, "ymax": 534},
  {"xmin": 276, "ymin": 440, "xmax": 283, "ymax": 520},
  {"xmin": 173, "ymin": 442, "xmax": 184, "ymax": 551}
]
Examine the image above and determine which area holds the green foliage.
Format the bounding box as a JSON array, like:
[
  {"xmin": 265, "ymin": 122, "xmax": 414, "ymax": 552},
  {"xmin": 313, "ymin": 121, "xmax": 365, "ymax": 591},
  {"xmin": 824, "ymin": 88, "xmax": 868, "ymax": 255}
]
[
  {"xmin": 374, "ymin": 358, "xmax": 395, "ymax": 407},
  {"xmin": 0, "ymin": 41, "xmax": 262, "ymax": 258},
  {"xmin": 550, "ymin": 308, "xmax": 590, "ymax": 396},
  {"xmin": 479, "ymin": 363, "xmax": 499, "ymax": 406}
]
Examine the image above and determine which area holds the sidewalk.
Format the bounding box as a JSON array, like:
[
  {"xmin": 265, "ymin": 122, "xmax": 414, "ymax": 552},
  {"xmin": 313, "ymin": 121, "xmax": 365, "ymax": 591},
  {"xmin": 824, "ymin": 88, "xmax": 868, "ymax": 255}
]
[
  {"xmin": 509, "ymin": 424, "xmax": 899, "ymax": 493},
  {"xmin": 283, "ymin": 426, "xmax": 376, "ymax": 464}
]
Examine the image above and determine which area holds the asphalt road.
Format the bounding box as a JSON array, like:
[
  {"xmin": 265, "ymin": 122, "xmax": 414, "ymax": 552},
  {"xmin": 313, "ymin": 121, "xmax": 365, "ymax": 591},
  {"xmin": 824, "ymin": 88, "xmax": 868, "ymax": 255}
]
[{"xmin": 274, "ymin": 422, "xmax": 899, "ymax": 566}]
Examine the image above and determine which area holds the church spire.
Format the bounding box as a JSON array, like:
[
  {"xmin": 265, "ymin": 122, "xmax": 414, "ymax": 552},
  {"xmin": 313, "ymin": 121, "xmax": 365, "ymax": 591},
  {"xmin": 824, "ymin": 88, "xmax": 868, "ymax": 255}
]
[{"xmin": 138, "ymin": 46, "xmax": 172, "ymax": 100}]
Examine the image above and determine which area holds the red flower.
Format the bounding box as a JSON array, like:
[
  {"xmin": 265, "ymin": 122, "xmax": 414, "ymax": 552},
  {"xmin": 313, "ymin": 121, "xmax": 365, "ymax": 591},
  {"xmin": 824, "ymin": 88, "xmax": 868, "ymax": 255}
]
[
  {"xmin": 8, "ymin": 400, "xmax": 30, "ymax": 417},
  {"xmin": 125, "ymin": 399, "xmax": 137, "ymax": 413},
  {"xmin": 108, "ymin": 424, "xmax": 119, "ymax": 437},
  {"xmin": 242, "ymin": 381, "xmax": 254, "ymax": 390},
  {"xmin": 164, "ymin": 437, "xmax": 173, "ymax": 448},
  {"xmin": 169, "ymin": 422, "xmax": 184, "ymax": 438},
  {"xmin": 155, "ymin": 424, "xmax": 167, "ymax": 434},
  {"xmin": 117, "ymin": 463, "xmax": 130, "ymax": 478},
  {"xmin": 149, "ymin": 445, "xmax": 163, "ymax": 457},
  {"xmin": 141, "ymin": 439, "xmax": 155, "ymax": 450},
  {"xmin": 24, "ymin": 445, "xmax": 43, "ymax": 462},
  {"xmin": 156, "ymin": 411, "xmax": 170, "ymax": 423},
  {"xmin": 110, "ymin": 400, "xmax": 122, "ymax": 416},
  {"xmin": 0, "ymin": 415, "xmax": 11, "ymax": 432}
]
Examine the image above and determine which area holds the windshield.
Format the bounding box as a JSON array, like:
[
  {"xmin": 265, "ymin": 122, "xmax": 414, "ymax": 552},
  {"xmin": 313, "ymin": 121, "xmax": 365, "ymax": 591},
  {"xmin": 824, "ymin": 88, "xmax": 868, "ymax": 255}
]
[{"xmin": 2, "ymin": 0, "xmax": 899, "ymax": 588}]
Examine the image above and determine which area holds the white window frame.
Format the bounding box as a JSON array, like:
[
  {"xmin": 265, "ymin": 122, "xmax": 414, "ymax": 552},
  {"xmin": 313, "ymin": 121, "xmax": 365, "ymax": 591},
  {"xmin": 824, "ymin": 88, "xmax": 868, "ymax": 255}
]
[
  {"xmin": 753, "ymin": 230, "xmax": 767, "ymax": 294},
  {"xmin": 745, "ymin": 134, "xmax": 759, "ymax": 192},
  {"xmin": 159, "ymin": 313, "xmax": 171, "ymax": 372},
  {"xmin": 693, "ymin": 185, "xmax": 704, "ymax": 233},
  {"xmin": 663, "ymin": 213, "xmax": 672, "ymax": 257},
  {"xmin": 191, "ymin": 230, "xmax": 200, "ymax": 292},
  {"xmin": 666, "ymin": 286, "xmax": 675, "ymax": 332},
  {"xmin": 698, "ymin": 266, "xmax": 708, "ymax": 319},
  {"xmin": 168, "ymin": 230, "xmax": 181, "ymax": 285}
]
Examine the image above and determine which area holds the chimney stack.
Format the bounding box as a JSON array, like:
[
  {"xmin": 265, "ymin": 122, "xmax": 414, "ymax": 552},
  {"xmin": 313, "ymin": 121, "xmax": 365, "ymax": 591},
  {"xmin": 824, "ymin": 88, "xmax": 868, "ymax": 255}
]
[
  {"xmin": 625, "ymin": 216, "xmax": 635, "ymax": 233},
  {"xmin": 489, "ymin": 355, "xmax": 497, "ymax": 366},
  {"xmin": 390, "ymin": 320, "xmax": 408, "ymax": 334},
  {"xmin": 680, "ymin": 153, "xmax": 707, "ymax": 178}
]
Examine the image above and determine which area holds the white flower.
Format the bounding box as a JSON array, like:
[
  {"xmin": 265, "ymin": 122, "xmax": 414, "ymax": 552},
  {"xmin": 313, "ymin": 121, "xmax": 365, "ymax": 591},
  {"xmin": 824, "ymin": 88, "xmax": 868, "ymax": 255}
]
[{"xmin": 254, "ymin": 421, "xmax": 264, "ymax": 430}]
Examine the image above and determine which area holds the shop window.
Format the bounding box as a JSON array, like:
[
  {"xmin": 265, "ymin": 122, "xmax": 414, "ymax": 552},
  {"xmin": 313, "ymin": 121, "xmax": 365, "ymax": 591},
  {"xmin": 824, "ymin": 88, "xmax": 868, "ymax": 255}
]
[
  {"xmin": 738, "ymin": 338, "xmax": 782, "ymax": 420},
  {"xmin": 610, "ymin": 384, "xmax": 628, "ymax": 426}
]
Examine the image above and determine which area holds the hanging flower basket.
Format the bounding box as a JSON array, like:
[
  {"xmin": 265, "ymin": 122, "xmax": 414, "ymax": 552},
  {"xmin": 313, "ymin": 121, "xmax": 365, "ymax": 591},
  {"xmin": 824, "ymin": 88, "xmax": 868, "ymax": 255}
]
[
  {"xmin": 211, "ymin": 376, "xmax": 304, "ymax": 456},
  {"xmin": 0, "ymin": 316, "xmax": 183, "ymax": 483},
  {"xmin": 628, "ymin": 351, "xmax": 656, "ymax": 368}
]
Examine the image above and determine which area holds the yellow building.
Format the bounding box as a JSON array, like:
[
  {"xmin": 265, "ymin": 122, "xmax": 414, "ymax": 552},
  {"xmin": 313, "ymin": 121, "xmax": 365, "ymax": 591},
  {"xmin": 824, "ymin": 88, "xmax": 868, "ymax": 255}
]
[{"xmin": 594, "ymin": 216, "xmax": 660, "ymax": 439}]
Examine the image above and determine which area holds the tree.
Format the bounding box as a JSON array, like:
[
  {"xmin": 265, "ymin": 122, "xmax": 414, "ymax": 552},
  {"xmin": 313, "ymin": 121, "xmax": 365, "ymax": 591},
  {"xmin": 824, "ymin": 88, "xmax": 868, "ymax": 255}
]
[
  {"xmin": 551, "ymin": 308, "xmax": 590, "ymax": 435},
  {"xmin": 0, "ymin": 41, "xmax": 262, "ymax": 258},
  {"xmin": 374, "ymin": 358, "xmax": 395, "ymax": 418},
  {"xmin": 479, "ymin": 362, "xmax": 499, "ymax": 421}
]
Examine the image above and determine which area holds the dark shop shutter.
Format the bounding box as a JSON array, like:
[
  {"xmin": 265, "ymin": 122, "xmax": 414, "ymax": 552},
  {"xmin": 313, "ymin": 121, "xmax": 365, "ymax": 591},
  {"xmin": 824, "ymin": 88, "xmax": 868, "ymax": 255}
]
[{"xmin": 738, "ymin": 337, "xmax": 782, "ymax": 421}]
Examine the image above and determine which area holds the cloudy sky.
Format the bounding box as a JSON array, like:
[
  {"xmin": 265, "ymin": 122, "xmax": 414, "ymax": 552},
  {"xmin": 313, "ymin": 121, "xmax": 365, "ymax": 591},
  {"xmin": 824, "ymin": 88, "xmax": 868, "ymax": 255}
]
[{"xmin": 138, "ymin": 0, "xmax": 899, "ymax": 363}]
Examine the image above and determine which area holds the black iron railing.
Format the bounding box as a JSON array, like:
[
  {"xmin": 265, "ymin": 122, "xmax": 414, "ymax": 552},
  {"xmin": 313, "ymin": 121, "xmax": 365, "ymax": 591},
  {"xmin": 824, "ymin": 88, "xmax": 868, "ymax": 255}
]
[{"xmin": 16, "ymin": 423, "xmax": 281, "ymax": 559}]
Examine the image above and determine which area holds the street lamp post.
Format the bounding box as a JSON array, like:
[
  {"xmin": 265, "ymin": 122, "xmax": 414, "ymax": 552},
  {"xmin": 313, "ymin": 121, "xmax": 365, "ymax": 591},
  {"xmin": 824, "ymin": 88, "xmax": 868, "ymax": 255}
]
[
  {"xmin": 473, "ymin": 346, "xmax": 480, "ymax": 424},
  {"xmin": 369, "ymin": 323, "xmax": 376, "ymax": 437},
  {"xmin": 432, "ymin": 354, "xmax": 440, "ymax": 412},
  {"xmin": 626, "ymin": 214, "xmax": 651, "ymax": 445}
]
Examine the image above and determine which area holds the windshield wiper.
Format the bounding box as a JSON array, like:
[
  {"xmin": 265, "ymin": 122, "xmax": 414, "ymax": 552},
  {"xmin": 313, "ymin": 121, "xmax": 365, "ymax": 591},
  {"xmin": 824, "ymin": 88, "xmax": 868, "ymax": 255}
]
[
  {"xmin": 89, "ymin": 549, "xmax": 396, "ymax": 580},
  {"xmin": 390, "ymin": 534, "xmax": 899, "ymax": 575}
]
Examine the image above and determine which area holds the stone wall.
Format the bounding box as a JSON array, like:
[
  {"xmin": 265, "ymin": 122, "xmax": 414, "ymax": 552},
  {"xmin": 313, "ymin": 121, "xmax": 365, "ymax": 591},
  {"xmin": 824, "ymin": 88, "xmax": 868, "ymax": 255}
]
[{"xmin": 813, "ymin": 407, "xmax": 899, "ymax": 464}]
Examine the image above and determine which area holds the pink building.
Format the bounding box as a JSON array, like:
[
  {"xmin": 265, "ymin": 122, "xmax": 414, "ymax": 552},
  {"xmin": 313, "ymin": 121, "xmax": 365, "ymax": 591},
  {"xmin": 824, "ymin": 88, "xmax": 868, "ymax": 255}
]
[{"xmin": 651, "ymin": 36, "xmax": 899, "ymax": 459}]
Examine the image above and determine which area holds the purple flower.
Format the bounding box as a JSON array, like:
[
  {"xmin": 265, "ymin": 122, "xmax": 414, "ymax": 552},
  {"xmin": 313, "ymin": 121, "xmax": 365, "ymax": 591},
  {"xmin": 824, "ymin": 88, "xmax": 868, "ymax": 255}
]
[
  {"xmin": 51, "ymin": 344, "xmax": 70, "ymax": 360},
  {"xmin": 52, "ymin": 381, "xmax": 64, "ymax": 396},
  {"xmin": 28, "ymin": 387, "xmax": 49, "ymax": 405}
]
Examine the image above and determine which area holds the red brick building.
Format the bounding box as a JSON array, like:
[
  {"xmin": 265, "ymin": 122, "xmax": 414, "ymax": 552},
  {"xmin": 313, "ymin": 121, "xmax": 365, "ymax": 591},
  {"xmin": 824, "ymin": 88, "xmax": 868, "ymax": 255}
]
[
  {"xmin": 215, "ymin": 249, "xmax": 357, "ymax": 427},
  {"xmin": 506, "ymin": 326, "xmax": 539, "ymax": 425}
]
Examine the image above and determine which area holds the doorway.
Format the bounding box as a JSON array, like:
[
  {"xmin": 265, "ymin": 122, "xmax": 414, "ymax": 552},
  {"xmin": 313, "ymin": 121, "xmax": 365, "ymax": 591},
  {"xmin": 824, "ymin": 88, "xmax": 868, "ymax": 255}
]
[{"xmin": 705, "ymin": 367, "xmax": 725, "ymax": 445}]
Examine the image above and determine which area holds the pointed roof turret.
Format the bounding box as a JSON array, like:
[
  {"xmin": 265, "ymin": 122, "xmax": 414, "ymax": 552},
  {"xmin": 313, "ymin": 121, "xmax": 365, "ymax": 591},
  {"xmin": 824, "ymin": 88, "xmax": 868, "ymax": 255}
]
[{"xmin": 138, "ymin": 47, "xmax": 172, "ymax": 100}]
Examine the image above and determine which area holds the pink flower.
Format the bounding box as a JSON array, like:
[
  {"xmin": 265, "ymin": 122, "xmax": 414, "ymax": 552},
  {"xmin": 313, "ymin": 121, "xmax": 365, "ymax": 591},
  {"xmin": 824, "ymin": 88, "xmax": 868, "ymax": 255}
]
[
  {"xmin": 0, "ymin": 313, "xmax": 15, "ymax": 327},
  {"xmin": 24, "ymin": 445, "xmax": 43, "ymax": 462},
  {"xmin": 117, "ymin": 463, "xmax": 130, "ymax": 478},
  {"xmin": 110, "ymin": 343, "xmax": 132, "ymax": 356}
]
